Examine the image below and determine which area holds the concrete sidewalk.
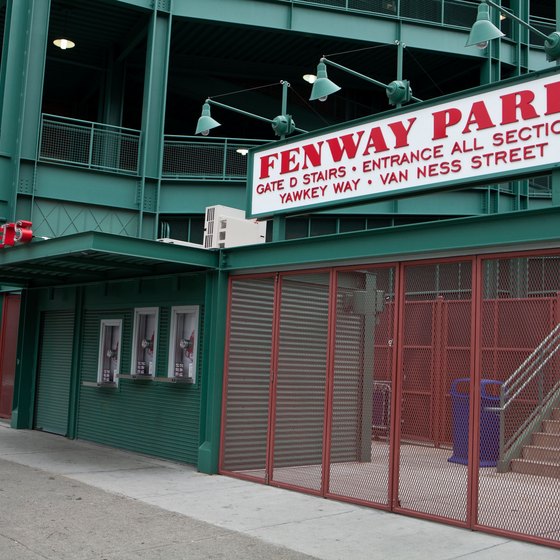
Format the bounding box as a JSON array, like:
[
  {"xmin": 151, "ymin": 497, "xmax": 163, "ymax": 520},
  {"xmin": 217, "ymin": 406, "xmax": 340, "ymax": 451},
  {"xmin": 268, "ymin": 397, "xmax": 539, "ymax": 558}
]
[{"xmin": 0, "ymin": 423, "xmax": 557, "ymax": 560}]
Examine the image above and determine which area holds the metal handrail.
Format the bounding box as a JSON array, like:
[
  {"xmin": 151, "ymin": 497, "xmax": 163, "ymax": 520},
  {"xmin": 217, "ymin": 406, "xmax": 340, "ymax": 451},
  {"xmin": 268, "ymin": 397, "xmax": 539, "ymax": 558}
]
[
  {"xmin": 39, "ymin": 114, "xmax": 141, "ymax": 175},
  {"xmin": 491, "ymin": 322, "xmax": 560, "ymax": 470},
  {"xmin": 502, "ymin": 323, "xmax": 560, "ymax": 407}
]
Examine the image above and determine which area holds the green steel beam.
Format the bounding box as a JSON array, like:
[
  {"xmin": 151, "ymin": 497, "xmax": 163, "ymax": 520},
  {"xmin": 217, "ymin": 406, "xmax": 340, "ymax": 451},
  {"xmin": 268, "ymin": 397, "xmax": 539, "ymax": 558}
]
[
  {"xmin": 0, "ymin": 0, "xmax": 50, "ymax": 221},
  {"xmin": 139, "ymin": 7, "xmax": 171, "ymax": 237},
  {"xmin": 10, "ymin": 289, "xmax": 39, "ymax": 429},
  {"xmin": 222, "ymin": 207, "xmax": 560, "ymax": 271},
  {"xmin": 0, "ymin": 232, "xmax": 219, "ymax": 270},
  {"xmin": 197, "ymin": 268, "xmax": 228, "ymax": 474},
  {"xmin": 67, "ymin": 287, "xmax": 84, "ymax": 439}
]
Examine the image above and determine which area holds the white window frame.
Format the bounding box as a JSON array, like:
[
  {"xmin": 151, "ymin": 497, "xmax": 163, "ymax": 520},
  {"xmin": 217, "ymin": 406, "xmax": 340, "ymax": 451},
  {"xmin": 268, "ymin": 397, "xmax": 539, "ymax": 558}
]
[
  {"xmin": 131, "ymin": 307, "xmax": 159, "ymax": 377},
  {"xmin": 97, "ymin": 319, "xmax": 122, "ymax": 384},
  {"xmin": 168, "ymin": 305, "xmax": 199, "ymax": 383}
]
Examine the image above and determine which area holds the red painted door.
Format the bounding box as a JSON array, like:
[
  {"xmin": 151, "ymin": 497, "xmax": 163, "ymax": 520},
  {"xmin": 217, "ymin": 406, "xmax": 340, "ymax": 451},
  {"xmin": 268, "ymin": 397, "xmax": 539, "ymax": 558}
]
[{"xmin": 0, "ymin": 294, "xmax": 21, "ymax": 418}]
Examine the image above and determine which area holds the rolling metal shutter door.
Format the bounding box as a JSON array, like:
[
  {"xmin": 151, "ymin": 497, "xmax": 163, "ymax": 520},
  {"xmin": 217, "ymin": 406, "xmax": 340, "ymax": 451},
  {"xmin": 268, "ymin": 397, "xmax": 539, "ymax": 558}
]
[
  {"xmin": 272, "ymin": 273, "xmax": 330, "ymax": 491},
  {"xmin": 222, "ymin": 277, "xmax": 275, "ymax": 475},
  {"xmin": 34, "ymin": 311, "xmax": 75, "ymax": 435}
]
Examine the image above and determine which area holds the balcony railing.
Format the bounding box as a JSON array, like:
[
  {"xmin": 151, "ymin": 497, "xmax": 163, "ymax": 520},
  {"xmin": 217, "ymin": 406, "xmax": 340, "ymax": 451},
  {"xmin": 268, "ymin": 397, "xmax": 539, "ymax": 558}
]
[
  {"xmin": 162, "ymin": 136, "xmax": 269, "ymax": 180},
  {"xmin": 39, "ymin": 114, "xmax": 141, "ymax": 175},
  {"xmin": 278, "ymin": 0, "xmax": 555, "ymax": 47}
]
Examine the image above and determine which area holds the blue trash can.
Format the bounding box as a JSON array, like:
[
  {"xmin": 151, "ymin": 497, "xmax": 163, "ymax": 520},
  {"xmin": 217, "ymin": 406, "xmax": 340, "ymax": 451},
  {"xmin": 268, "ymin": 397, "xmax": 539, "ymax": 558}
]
[{"xmin": 448, "ymin": 378, "xmax": 502, "ymax": 467}]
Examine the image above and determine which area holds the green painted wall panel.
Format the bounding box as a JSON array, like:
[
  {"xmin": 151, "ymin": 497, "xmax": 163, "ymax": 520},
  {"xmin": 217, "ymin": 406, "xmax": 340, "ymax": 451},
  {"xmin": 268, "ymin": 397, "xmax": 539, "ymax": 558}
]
[
  {"xmin": 34, "ymin": 164, "xmax": 139, "ymax": 209},
  {"xmin": 73, "ymin": 274, "xmax": 207, "ymax": 464},
  {"xmin": 34, "ymin": 310, "xmax": 75, "ymax": 435},
  {"xmin": 159, "ymin": 182, "xmax": 246, "ymax": 214}
]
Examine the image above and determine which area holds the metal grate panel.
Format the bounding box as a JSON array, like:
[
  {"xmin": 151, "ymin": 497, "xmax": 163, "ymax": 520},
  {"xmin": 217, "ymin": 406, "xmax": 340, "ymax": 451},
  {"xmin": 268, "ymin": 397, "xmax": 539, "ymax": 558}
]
[
  {"xmin": 397, "ymin": 260, "xmax": 472, "ymax": 523},
  {"xmin": 328, "ymin": 267, "xmax": 395, "ymax": 506},
  {"xmin": 478, "ymin": 256, "xmax": 560, "ymax": 542}
]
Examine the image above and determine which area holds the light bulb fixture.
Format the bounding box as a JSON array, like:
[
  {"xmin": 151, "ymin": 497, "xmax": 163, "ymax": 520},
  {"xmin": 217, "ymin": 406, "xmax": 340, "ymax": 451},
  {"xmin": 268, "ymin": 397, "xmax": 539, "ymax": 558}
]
[
  {"xmin": 309, "ymin": 61, "xmax": 341, "ymax": 102},
  {"xmin": 195, "ymin": 101, "xmax": 221, "ymax": 136},
  {"xmin": 465, "ymin": 2, "xmax": 504, "ymax": 49},
  {"xmin": 236, "ymin": 148, "xmax": 249, "ymax": 156},
  {"xmin": 53, "ymin": 37, "xmax": 75, "ymax": 50},
  {"xmin": 466, "ymin": 0, "xmax": 560, "ymax": 62},
  {"xmin": 303, "ymin": 74, "xmax": 317, "ymax": 84}
]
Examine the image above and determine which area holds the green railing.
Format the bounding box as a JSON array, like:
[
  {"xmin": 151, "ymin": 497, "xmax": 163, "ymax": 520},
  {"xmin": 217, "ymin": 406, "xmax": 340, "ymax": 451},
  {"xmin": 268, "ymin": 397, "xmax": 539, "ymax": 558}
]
[
  {"xmin": 162, "ymin": 136, "xmax": 269, "ymax": 180},
  {"xmin": 39, "ymin": 114, "xmax": 141, "ymax": 175},
  {"xmin": 278, "ymin": 0, "xmax": 555, "ymax": 46}
]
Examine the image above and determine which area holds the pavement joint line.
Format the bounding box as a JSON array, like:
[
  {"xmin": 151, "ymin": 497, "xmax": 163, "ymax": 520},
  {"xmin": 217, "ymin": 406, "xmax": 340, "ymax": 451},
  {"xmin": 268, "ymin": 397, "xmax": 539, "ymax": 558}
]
[
  {"xmin": 0, "ymin": 531, "xmax": 50, "ymax": 560},
  {"xmin": 238, "ymin": 509, "xmax": 361, "ymax": 533},
  {"xmin": 446, "ymin": 541, "xmax": 515, "ymax": 560},
  {"xmin": 0, "ymin": 457, "xmax": 166, "ymax": 476}
]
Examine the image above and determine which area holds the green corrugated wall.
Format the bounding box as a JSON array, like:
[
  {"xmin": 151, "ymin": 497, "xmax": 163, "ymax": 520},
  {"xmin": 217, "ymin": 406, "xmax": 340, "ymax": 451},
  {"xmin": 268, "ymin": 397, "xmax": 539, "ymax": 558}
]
[{"xmin": 77, "ymin": 303, "xmax": 203, "ymax": 464}]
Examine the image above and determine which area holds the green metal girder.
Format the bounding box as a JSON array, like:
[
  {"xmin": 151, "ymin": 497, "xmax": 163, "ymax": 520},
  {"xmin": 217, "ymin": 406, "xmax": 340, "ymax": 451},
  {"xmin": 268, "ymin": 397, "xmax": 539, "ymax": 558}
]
[
  {"xmin": 0, "ymin": 231, "xmax": 218, "ymax": 288},
  {"xmin": 222, "ymin": 206, "xmax": 560, "ymax": 271}
]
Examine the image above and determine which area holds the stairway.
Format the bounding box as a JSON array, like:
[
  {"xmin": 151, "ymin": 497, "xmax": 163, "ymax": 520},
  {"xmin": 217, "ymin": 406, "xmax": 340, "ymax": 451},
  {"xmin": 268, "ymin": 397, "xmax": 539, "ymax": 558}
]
[{"xmin": 510, "ymin": 407, "xmax": 560, "ymax": 478}]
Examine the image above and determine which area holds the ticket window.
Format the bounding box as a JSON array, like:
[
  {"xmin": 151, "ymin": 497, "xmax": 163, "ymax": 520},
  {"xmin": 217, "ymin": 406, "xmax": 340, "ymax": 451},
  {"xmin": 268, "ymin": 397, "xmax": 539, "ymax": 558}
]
[
  {"xmin": 168, "ymin": 306, "xmax": 199, "ymax": 383},
  {"xmin": 97, "ymin": 319, "xmax": 122, "ymax": 384},
  {"xmin": 131, "ymin": 307, "xmax": 158, "ymax": 377}
]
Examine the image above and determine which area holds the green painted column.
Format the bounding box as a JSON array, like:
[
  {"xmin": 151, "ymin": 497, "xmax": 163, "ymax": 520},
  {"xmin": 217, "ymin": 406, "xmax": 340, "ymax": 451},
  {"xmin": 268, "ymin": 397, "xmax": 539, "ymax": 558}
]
[
  {"xmin": 10, "ymin": 289, "xmax": 39, "ymax": 429},
  {"xmin": 197, "ymin": 267, "xmax": 229, "ymax": 474},
  {"xmin": 137, "ymin": 6, "xmax": 171, "ymax": 238},
  {"xmin": 0, "ymin": 0, "xmax": 50, "ymax": 221},
  {"xmin": 67, "ymin": 287, "xmax": 84, "ymax": 439}
]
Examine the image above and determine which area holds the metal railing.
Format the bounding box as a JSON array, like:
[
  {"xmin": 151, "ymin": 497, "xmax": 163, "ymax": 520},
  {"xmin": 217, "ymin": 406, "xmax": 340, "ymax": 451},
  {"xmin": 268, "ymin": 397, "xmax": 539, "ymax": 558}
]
[
  {"xmin": 491, "ymin": 322, "xmax": 560, "ymax": 471},
  {"xmin": 162, "ymin": 135, "xmax": 269, "ymax": 180},
  {"xmin": 278, "ymin": 0, "xmax": 555, "ymax": 47},
  {"xmin": 39, "ymin": 114, "xmax": 141, "ymax": 175}
]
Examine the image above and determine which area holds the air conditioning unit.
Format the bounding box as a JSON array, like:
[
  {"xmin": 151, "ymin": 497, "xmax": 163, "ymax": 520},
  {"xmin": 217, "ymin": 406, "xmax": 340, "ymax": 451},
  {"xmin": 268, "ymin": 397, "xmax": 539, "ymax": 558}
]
[
  {"xmin": 204, "ymin": 205, "xmax": 266, "ymax": 249},
  {"xmin": 157, "ymin": 238, "xmax": 205, "ymax": 249}
]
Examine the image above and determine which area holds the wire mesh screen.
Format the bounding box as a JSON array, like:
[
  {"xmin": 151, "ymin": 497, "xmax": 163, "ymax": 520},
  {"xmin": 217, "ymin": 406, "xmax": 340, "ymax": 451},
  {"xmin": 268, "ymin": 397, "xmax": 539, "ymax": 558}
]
[
  {"xmin": 162, "ymin": 137, "xmax": 265, "ymax": 179},
  {"xmin": 272, "ymin": 273, "xmax": 330, "ymax": 492},
  {"xmin": 40, "ymin": 116, "xmax": 139, "ymax": 174},
  {"xmin": 477, "ymin": 255, "xmax": 560, "ymax": 542},
  {"xmin": 221, "ymin": 277, "xmax": 275, "ymax": 479},
  {"xmin": 397, "ymin": 260, "xmax": 472, "ymax": 523},
  {"xmin": 328, "ymin": 267, "xmax": 395, "ymax": 506}
]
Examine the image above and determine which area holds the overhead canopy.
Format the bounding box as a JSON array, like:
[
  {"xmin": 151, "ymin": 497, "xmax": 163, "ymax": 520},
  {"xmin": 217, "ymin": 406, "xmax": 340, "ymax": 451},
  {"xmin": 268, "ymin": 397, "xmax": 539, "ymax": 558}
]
[{"xmin": 0, "ymin": 232, "xmax": 218, "ymax": 289}]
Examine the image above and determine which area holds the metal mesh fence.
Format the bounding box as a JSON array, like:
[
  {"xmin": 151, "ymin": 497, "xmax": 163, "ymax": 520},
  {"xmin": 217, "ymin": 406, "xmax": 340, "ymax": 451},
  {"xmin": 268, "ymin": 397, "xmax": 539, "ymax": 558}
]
[
  {"xmin": 397, "ymin": 260, "xmax": 472, "ymax": 523},
  {"xmin": 222, "ymin": 255, "xmax": 560, "ymax": 546},
  {"xmin": 221, "ymin": 277, "xmax": 276, "ymax": 479},
  {"xmin": 162, "ymin": 137, "xmax": 267, "ymax": 179},
  {"xmin": 40, "ymin": 115, "xmax": 140, "ymax": 174},
  {"xmin": 477, "ymin": 255, "xmax": 560, "ymax": 542},
  {"xmin": 328, "ymin": 267, "xmax": 395, "ymax": 506}
]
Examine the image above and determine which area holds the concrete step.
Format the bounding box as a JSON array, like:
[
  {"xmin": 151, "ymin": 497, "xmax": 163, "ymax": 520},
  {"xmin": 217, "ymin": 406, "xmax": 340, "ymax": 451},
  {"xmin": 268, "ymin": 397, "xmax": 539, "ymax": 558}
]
[
  {"xmin": 543, "ymin": 419, "xmax": 560, "ymax": 434},
  {"xmin": 532, "ymin": 431, "xmax": 560, "ymax": 447},
  {"xmin": 511, "ymin": 458, "xmax": 560, "ymax": 478},
  {"xmin": 552, "ymin": 408, "xmax": 560, "ymax": 421},
  {"xmin": 522, "ymin": 445, "xmax": 560, "ymax": 462}
]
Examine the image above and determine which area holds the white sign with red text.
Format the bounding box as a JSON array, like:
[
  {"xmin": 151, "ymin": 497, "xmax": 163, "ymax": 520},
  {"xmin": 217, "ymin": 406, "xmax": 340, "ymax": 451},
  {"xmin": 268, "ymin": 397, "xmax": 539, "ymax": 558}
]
[{"xmin": 248, "ymin": 70, "xmax": 560, "ymax": 218}]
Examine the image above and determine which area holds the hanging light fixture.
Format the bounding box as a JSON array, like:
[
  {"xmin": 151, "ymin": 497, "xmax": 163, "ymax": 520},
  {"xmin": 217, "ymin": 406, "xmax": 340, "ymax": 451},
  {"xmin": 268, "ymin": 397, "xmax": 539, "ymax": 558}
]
[
  {"xmin": 53, "ymin": 37, "xmax": 75, "ymax": 50},
  {"xmin": 53, "ymin": 8, "xmax": 76, "ymax": 50}
]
